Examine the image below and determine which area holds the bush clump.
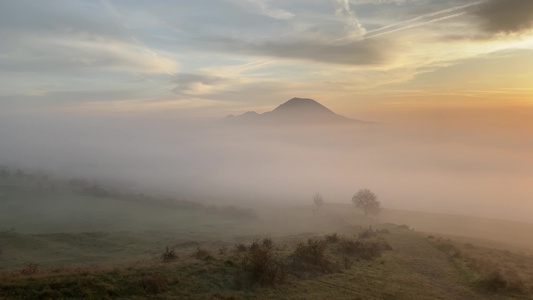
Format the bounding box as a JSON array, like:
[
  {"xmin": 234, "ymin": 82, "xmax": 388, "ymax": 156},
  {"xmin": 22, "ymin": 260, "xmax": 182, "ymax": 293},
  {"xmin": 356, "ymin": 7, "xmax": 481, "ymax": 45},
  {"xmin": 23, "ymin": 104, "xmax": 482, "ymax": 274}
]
[
  {"xmin": 481, "ymin": 270, "xmax": 509, "ymax": 292},
  {"xmin": 218, "ymin": 246, "xmax": 228, "ymax": 255},
  {"xmin": 292, "ymin": 238, "xmax": 328, "ymax": 267},
  {"xmin": 324, "ymin": 233, "xmax": 339, "ymax": 243},
  {"xmin": 477, "ymin": 268, "xmax": 526, "ymax": 294},
  {"xmin": 290, "ymin": 238, "xmax": 340, "ymax": 276},
  {"xmin": 193, "ymin": 247, "xmax": 211, "ymax": 260},
  {"xmin": 161, "ymin": 247, "xmax": 177, "ymax": 262},
  {"xmin": 241, "ymin": 239, "xmax": 285, "ymax": 286},
  {"xmin": 234, "ymin": 243, "xmax": 247, "ymax": 252},
  {"xmin": 338, "ymin": 239, "xmax": 391, "ymax": 260}
]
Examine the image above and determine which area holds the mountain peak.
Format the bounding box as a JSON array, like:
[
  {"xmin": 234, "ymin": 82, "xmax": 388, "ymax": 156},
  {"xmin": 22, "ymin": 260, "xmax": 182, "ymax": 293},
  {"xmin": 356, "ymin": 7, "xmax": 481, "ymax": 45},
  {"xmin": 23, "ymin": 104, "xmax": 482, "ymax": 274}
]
[
  {"xmin": 272, "ymin": 98, "xmax": 334, "ymax": 114},
  {"xmin": 224, "ymin": 97, "xmax": 361, "ymax": 125}
]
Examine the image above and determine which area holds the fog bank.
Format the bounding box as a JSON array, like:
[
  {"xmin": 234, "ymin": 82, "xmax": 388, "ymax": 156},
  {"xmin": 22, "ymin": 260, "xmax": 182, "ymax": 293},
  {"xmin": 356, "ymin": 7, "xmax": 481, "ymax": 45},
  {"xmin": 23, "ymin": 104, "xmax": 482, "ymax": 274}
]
[{"xmin": 0, "ymin": 111, "xmax": 531, "ymax": 223}]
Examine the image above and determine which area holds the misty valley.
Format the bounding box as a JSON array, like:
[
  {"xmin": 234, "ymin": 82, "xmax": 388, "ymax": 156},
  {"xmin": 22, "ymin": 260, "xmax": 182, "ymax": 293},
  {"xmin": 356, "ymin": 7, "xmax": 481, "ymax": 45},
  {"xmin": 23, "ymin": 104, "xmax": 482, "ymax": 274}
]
[
  {"xmin": 1, "ymin": 98, "xmax": 533, "ymax": 299},
  {"xmin": 2, "ymin": 0, "xmax": 533, "ymax": 298}
]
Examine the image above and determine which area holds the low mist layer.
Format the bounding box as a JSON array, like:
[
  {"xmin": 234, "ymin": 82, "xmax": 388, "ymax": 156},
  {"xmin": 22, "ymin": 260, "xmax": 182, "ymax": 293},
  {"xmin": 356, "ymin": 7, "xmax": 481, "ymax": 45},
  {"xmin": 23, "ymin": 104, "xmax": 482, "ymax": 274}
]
[{"xmin": 0, "ymin": 107, "xmax": 531, "ymax": 223}]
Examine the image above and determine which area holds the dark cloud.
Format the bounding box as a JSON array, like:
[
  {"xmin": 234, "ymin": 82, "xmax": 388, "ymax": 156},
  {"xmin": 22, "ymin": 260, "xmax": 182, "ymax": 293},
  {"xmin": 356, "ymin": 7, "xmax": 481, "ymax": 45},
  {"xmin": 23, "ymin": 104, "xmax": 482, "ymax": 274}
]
[
  {"xmin": 473, "ymin": 0, "xmax": 533, "ymax": 35},
  {"xmin": 109, "ymin": 0, "xmax": 392, "ymax": 66},
  {"xmin": 254, "ymin": 38, "xmax": 392, "ymax": 65},
  {"xmin": 200, "ymin": 36, "xmax": 393, "ymax": 66}
]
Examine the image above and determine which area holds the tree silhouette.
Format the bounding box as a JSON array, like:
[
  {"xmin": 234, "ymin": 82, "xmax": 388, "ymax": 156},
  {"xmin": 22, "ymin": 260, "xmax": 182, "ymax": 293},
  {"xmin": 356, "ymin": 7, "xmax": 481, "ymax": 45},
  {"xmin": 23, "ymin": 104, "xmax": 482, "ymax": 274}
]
[
  {"xmin": 351, "ymin": 189, "xmax": 380, "ymax": 217},
  {"xmin": 313, "ymin": 192, "xmax": 324, "ymax": 210}
]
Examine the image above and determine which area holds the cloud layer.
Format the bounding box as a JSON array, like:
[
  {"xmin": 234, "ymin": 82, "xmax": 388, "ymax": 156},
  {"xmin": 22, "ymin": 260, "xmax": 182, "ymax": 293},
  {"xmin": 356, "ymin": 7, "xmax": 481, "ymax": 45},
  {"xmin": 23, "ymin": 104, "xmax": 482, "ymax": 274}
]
[
  {"xmin": 0, "ymin": 0, "xmax": 532, "ymax": 118},
  {"xmin": 473, "ymin": 0, "xmax": 533, "ymax": 35}
]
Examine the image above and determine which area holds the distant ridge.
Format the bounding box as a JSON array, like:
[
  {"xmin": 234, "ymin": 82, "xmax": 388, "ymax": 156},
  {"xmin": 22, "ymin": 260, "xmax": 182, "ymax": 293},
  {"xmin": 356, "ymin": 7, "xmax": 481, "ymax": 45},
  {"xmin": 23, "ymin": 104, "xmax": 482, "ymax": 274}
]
[{"xmin": 225, "ymin": 97, "xmax": 361, "ymax": 125}]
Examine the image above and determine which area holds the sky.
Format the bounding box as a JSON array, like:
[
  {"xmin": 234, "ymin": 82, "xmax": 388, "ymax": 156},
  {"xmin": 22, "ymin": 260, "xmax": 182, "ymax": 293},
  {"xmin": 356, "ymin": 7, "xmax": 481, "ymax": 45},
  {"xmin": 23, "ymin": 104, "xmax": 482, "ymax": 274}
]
[
  {"xmin": 1, "ymin": 0, "xmax": 532, "ymax": 123},
  {"xmin": 0, "ymin": 0, "xmax": 533, "ymax": 222}
]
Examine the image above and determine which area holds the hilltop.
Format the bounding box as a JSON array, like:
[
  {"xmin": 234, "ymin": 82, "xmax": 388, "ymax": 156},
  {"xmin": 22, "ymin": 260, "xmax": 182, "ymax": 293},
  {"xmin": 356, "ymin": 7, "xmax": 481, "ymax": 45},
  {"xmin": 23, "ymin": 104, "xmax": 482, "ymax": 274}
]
[{"xmin": 225, "ymin": 97, "xmax": 361, "ymax": 125}]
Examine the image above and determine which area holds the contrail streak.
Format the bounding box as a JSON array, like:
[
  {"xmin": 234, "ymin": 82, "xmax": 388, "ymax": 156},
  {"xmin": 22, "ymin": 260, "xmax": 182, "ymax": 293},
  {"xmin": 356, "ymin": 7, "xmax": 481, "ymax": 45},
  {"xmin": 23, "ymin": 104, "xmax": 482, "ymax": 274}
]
[
  {"xmin": 332, "ymin": 1, "xmax": 484, "ymax": 43},
  {"xmin": 366, "ymin": 12, "xmax": 469, "ymax": 38},
  {"xmin": 365, "ymin": 1, "xmax": 483, "ymax": 37}
]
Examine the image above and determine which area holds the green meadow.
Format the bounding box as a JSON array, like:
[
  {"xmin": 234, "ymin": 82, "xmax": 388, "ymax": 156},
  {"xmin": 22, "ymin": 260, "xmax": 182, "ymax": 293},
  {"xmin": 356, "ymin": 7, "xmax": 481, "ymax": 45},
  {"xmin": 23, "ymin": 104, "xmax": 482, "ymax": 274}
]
[{"xmin": 1, "ymin": 174, "xmax": 532, "ymax": 299}]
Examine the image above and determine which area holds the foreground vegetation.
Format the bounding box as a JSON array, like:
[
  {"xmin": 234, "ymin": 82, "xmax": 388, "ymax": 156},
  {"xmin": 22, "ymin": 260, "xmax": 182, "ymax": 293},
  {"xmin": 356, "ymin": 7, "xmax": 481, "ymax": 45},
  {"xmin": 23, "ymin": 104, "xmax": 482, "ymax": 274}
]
[
  {"xmin": 2, "ymin": 223, "xmax": 532, "ymax": 299},
  {"xmin": 1, "ymin": 167, "xmax": 533, "ymax": 299}
]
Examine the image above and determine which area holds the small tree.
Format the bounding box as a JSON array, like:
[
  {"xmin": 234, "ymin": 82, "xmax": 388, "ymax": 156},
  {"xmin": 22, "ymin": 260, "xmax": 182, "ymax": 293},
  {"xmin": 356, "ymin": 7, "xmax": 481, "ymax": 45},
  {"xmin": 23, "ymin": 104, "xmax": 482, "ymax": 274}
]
[
  {"xmin": 313, "ymin": 192, "xmax": 324, "ymax": 210},
  {"xmin": 351, "ymin": 189, "xmax": 380, "ymax": 217}
]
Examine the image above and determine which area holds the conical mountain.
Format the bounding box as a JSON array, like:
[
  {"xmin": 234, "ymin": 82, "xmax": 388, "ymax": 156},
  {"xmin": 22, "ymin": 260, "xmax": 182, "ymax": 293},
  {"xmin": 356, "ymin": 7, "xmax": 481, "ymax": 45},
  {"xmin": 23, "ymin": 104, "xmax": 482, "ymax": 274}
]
[
  {"xmin": 225, "ymin": 97, "xmax": 359, "ymax": 125},
  {"xmin": 273, "ymin": 97, "xmax": 334, "ymax": 113}
]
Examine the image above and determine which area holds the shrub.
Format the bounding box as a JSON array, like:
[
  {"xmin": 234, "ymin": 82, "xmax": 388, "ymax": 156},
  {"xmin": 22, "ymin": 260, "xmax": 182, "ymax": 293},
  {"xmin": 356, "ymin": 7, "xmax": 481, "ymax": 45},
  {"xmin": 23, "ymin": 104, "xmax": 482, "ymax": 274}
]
[
  {"xmin": 218, "ymin": 246, "xmax": 228, "ymax": 255},
  {"xmin": 290, "ymin": 238, "xmax": 339, "ymax": 275},
  {"xmin": 193, "ymin": 247, "xmax": 211, "ymax": 260},
  {"xmin": 478, "ymin": 268, "xmax": 526, "ymax": 294},
  {"xmin": 292, "ymin": 238, "xmax": 328, "ymax": 267},
  {"xmin": 324, "ymin": 233, "xmax": 339, "ymax": 243},
  {"xmin": 242, "ymin": 239, "xmax": 285, "ymax": 286},
  {"xmin": 481, "ymin": 270, "xmax": 508, "ymax": 292},
  {"xmin": 234, "ymin": 243, "xmax": 247, "ymax": 252},
  {"xmin": 161, "ymin": 246, "xmax": 177, "ymax": 262},
  {"xmin": 338, "ymin": 239, "xmax": 391, "ymax": 260}
]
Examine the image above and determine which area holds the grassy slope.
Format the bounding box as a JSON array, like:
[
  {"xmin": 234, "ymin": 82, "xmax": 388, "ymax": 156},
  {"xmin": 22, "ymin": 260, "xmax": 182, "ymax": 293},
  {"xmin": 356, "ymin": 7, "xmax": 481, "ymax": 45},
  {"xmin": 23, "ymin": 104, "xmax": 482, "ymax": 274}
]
[
  {"xmin": 379, "ymin": 208, "xmax": 533, "ymax": 252},
  {"xmin": 2, "ymin": 224, "xmax": 530, "ymax": 299},
  {"xmin": 1, "ymin": 177, "xmax": 533, "ymax": 299}
]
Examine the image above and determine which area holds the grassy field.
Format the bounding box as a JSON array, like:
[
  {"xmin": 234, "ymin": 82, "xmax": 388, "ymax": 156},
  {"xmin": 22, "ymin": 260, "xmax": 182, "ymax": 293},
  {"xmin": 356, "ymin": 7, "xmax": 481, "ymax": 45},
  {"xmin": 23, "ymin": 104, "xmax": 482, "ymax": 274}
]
[
  {"xmin": 1, "ymin": 174, "xmax": 533, "ymax": 299},
  {"xmin": 2, "ymin": 223, "xmax": 532, "ymax": 299}
]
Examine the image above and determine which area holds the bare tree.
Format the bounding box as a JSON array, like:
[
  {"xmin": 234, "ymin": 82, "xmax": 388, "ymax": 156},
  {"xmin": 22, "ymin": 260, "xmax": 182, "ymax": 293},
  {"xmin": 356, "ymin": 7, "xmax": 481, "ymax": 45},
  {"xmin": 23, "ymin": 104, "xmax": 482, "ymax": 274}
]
[
  {"xmin": 313, "ymin": 192, "xmax": 324, "ymax": 210},
  {"xmin": 351, "ymin": 189, "xmax": 380, "ymax": 217}
]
